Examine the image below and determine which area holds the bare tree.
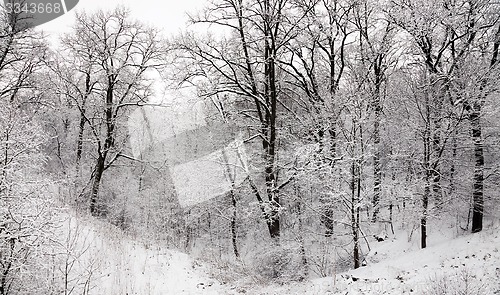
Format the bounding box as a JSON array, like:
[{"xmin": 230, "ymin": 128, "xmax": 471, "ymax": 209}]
[
  {"xmin": 387, "ymin": 0, "xmax": 499, "ymax": 247},
  {"xmin": 280, "ymin": 0, "xmax": 356, "ymax": 236},
  {"xmin": 54, "ymin": 8, "xmax": 164, "ymax": 215},
  {"xmin": 0, "ymin": 8, "xmax": 60, "ymax": 295},
  {"xmin": 177, "ymin": 0, "xmax": 310, "ymax": 241}
]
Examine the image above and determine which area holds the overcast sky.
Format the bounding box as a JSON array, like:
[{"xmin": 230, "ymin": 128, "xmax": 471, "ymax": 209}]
[
  {"xmin": 40, "ymin": 0, "xmax": 206, "ymax": 37},
  {"xmin": 37, "ymin": 0, "xmax": 211, "ymax": 103}
]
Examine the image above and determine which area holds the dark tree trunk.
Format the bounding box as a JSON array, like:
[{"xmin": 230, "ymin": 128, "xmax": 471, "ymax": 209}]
[
  {"xmin": 372, "ymin": 121, "xmax": 381, "ymax": 222},
  {"xmin": 320, "ymin": 127, "xmax": 336, "ymax": 237},
  {"xmin": 321, "ymin": 39, "xmax": 338, "ymax": 236},
  {"xmin": 470, "ymin": 107, "xmax": 484, "ymax": 233},
  {"xmin": 264, "ymin": 72, "xmax": 280, "ymax": 240},
  {"xmin": 263, "ymin": 0, "xmax": 280, "ymax": 241},
  {"xmin": 421, "ymin": 176, "xmax": 430, "ymax": 249},
  {"xmin": 89, "ymin": 76, "xmax": 115, "ymax": 216},
  {"xmin": 421, "ymin": 92, "xmax": 432, "ymax": 249},
  {"xmin": 75, "ymin": 112, "xmax": 85, "ymax": 173},
  {"xmin": 372, "ymin": 54, "xmax": 383, "ymax": 222},
  {"xmin": 89, "ymin": 154, "xmax": 105, "ymax": 215},
  {"xmin": 235, "ymin": 0, "xmax": 280, "ymax": 241},
  {"xmin": 350, "ymin": 121, "xmax": 361, "ymax": 268},
  {"xmin": 351, "ymin": 161, "xmax": 360, "ymax": 269},
  {"xmin": 468, "ymin": 23, "xmax": 498, "ymax": 233},
  {"xmin": 75, "ymin": 72, "xmax": 91, "ymax": 175},
  {"xmin": 230, "ymin": 190, "xmax": 239, "ymax": 258},
  {"xmin": 298, "ymin": 203, "xmax": 308, "ymax": 276},
  {"xmin": 431, "ymin": 78, "xmax": 443, "ymax": 210},
  {"xmin": 422, "ymin": 139, "xmax": 431, "ymax": 249},
  {"xmin": 319, "ymin": 127, "xmax": 334, "ymax": 237},
  {"xmin": 321, "ymin": 205, "xmax": 334, "ymax": 237},
  {"xmin": 221, "ymin": 149, "xmax": 240, "ymax": 258},
  {"xmin": 449, "ymin": 129, "xmax": 458, "ymax": 196}
]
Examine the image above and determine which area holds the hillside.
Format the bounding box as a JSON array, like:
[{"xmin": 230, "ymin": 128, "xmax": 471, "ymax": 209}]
[
  {"xmin": 251, "ymin": 227, "xmax": 500, "ymax": 295},
  {"xmin": 58, "ymin": 213, "xmax": 499, "ymax": 295}
]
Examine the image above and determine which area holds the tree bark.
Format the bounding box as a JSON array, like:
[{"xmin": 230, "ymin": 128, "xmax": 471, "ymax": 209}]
[
  {"xmin": 221, "ymin": 149, "xmax": 240, "ymax": 258},
  {"xmin": 75, "ymin": 71, "xmax": 92, "ymax": 175},
  {"xmin": 431, "ymin": 96, "xmax": 443, "ymax": 210},
  {"xmin": 89, "ymin": 154, "xmax": 105, "ymax": 215},
  {"xmin": 470, "ymin": 107, "xmax": 484, "ymax": 233},
  {"xmin": 263, "ymin": 0, "xmax": 280, "ymax": 241},
  {"xmin": 372, "ymin": 54, "xmax": 383, "ymax": 222},
  {"xmin": 421, "ymin": 175, "xmax": 430, "ymax": 249},
  {"xmin": 230, "ymin": 190, "xmax": 239, "ymax": 258},
  {"xmin": 421, "ymin": 89, "xmax": 432, "ymax": 249},
  {"xmin": 75, "ymin": 111, "xmax": 85, "ymax": 174},
  {"xmin": 89, "ymin": 75, "xmax": 115, "ymax": 216},
  {"xmin": 351, "ymin": 161, "xmax": 360, "ymax": 269},
  {"xmin": 468, "ymin": 24, "xmax": 498, "ymax": 233}
]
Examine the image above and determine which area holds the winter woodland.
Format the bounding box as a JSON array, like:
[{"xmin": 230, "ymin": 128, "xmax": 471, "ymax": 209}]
[{"xmin": 1, "ymin": 0, "xmax": 500, "ymax": 294}]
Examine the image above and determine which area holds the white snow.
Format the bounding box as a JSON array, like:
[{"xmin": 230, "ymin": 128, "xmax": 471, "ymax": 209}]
[
  {"xmin": 56, "ymin": 212, "xmax": 500, "ymax": 295},
  {"xmin": 55, "ymin": 213, "xmax": 222, "ymax": 295},
  {"xmin": 249, "ymin": 226, "xmax": 500, "ymax": 294}
]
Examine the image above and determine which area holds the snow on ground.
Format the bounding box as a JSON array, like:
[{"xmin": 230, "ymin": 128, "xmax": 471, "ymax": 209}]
[
  {"xmin": 56, "ymin": 212, "xmax": 500, "ymax": 295},
  {"xmin": 55, "ymin": 212, "xmax": 223, "ymax": 295},
  {"xmin": 251, "ymin": 227, "xmax": 500, "ymax": 295}
]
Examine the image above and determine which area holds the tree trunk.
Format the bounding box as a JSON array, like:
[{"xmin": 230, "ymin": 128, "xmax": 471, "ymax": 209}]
[
  {"xmin": 88, "ymin": 75, "xmax": 115, "ymax": 215},
  {"xmin": 295, "ymin": 183, "xmax": 308, "ymax": 278},
  {"xmin": 431, "ymin": 75, "xmax": 444, "ymax": 210},
  {"xmin": 470, "ymin": 107, "xmax": 484, "ymax": 233},
  {"xmin": 89, "ymin": 154, "xmax": 105, "ymax": 215},
  {"xmin": 322, "ymin": 38, "xmax": 338, "ymax": 236},
  {"xmin": 351, "ymin": 161, "xmax": 360, "ymax": 269},
  {"xmin": 449, "ymin": 129, "xmax": 458, "ymax": 196},
  {"xmin": 319, "ymin": 127, "xmax": 334, "ymax": 237},
  {"xmin": 421, "ymin": 175, "xmax": 430, "ymax": 249},
  {"xmin": 421, "ymin": 91, "xmax": 431, "ymax": 249},
  {"xmin": 421, "ymin": 133, "xmax": 431, "ymax": 249},
  {"xmin": 222, "ymin": 149, "xmax": 240, "ymax": 258},
  {"xmin": 319, "ymin": 127, "xmax": 336, "ymax": 237},
  {"xmin": 422, "ymin": 137, "xmax": 431, "ymax": 249},
  {"xmin": 372, "ymin": 54, "xmax": 383, "ymax": 222},
  {"xmin": 75, "ymin": 72, "xmax": 91, "ymax": 175},
  {"xmin": 264, "ymin": 95, "xmax": 280, "ymax": 240},
  {"xmin": 75, "ymin": 110, "xmax": 85, "ymax": 175},
  {"xmin": 263, "ymin": 0, "xmax": 280, "ymax": 241},
  {"xmin": 230, "ymin": 190, "xmax": 239, "ymax": 258},
  {"xmin": 468, "ymin": 23, "xmax": 498, "ymax": 233}
]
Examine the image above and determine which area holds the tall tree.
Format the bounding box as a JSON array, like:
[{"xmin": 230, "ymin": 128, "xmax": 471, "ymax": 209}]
[
  {"xmin": 177, "ymin": 0, "xmax": 308, "ymax": 240},
  {"xmin": 55, "ymin": 8, "xmax": 164, "ymax": 215},
  {"xmin": 389, "ymin": 0, "xmax": 499, "ymax": 244},
  {"xmin": 352, "ymin": 0, "xmax": 395, "ymax": 222},
  {"xmin": 281, "ymin": 0, "xmax": 356, "ymax": 236},
  {"xmin": 0, "ymin": 9, "xmax": 57, "ymax": 294}
]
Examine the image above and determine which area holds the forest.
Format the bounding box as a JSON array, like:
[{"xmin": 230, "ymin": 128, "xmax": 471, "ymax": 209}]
[{"xmin": 0, "ymin": 0, "xmax": 499, "ymax": 294}]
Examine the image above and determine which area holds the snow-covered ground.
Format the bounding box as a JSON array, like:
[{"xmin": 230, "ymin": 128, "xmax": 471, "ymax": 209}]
[
  {"xmin": 57, "ymin": 213, "xmax": 500, "ymax": 295},
  {"xmin": 54, "ymin": 213, "xmax": 222, "ymax": 295},
  {"xmin": 252, "ymin": 227, "xmax": 500, "ymax": 294}
]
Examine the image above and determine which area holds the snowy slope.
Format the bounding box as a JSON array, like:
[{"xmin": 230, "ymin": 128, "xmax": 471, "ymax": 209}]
[
  {"xmin": 250, "ymin": 228, "xmax": 500, "ymax": 295},
  {"xmin": 55, "ymin": 213, "xmax": 223, "ymax": 295},
  {"xmin": 57, "ymin": 212, "xmax": 500, "ymax": 295}
]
